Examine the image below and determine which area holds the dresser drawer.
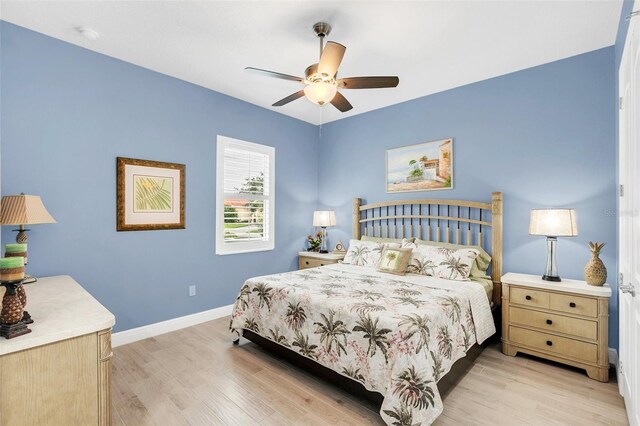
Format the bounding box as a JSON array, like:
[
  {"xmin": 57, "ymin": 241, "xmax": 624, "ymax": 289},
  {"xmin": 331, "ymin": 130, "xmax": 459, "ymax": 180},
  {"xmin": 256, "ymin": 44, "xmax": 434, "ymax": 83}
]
[
  {"xmin": 509, "ymin": 326, "xmax": 597, "ymax": 363},
  {"xmin": 510, "ymin": 287, "xmax": 550, "ymax": 309},
  {"xmin": 509, "ymin": 306, "xmax": 598, "ymax": 340},
  {"xmin": 549, "ymin": 293, "xmax": 598, "ymax": 317}
]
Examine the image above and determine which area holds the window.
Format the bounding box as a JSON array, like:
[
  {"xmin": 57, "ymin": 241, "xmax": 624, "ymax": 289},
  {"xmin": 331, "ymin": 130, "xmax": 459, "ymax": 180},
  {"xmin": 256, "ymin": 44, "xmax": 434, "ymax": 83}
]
[{"xmin": 216, "ymin": 136, "xmax": 275, "ymax": 255}]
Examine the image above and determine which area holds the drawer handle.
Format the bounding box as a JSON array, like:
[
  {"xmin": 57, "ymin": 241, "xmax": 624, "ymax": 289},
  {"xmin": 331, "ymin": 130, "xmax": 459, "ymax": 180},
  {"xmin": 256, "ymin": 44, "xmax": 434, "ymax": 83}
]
[
  {"xmin": 569, "ymin": 302, "xmax": 576, "ymax": 308},
  {"xmin": 546, "ymin": 319, "xmax": 553, "ymax": 325},
  {"xmin": 546, "ymin": 340, "xmax": 553, "ymax": 346},
  {"xmin": 525, "ymin": 295, "xmax": 532, "ymax": 301},
  {"xmin": 306, "ymin": 261, "xmax": 309, "ymax": 265},
  {"xmin": 320, "ymin": 263, "xmax": 325, "ymax": 266}
]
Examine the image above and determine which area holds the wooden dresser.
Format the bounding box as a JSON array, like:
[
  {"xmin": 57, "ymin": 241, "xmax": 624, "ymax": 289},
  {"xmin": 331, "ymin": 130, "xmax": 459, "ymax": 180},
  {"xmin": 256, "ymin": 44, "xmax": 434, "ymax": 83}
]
[
  {"xmin": 298, "ymin": 251, "xmax": 345, "ymax": 270},
  {"xmin": 501, "ymin": 272, "xmax": 611, "ymax": 382},
  {"xmin": 0, "ymin": 276, "xmax": 115, "ymax": 425}
]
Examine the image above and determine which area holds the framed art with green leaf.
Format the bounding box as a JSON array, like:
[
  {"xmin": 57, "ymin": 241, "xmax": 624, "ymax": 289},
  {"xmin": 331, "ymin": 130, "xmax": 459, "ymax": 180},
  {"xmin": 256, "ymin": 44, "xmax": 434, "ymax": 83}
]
[{"xmin": 117, "ymin": 157, "xmax": 185, "ymax": 231}]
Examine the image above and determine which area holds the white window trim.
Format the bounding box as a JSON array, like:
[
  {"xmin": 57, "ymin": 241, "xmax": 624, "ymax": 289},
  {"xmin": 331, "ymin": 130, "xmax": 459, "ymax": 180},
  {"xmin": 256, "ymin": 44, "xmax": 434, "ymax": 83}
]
[{"xmin": 216, "ymin": 135, "xmax": 275, "ymax": 255}]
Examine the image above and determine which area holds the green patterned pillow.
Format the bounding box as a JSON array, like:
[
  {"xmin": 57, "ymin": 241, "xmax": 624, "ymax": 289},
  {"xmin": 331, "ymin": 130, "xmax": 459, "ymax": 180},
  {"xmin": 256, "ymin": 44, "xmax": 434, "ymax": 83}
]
[{"xmin": 376, "ymin": 247, "xmax": 413, "ymax": 276}]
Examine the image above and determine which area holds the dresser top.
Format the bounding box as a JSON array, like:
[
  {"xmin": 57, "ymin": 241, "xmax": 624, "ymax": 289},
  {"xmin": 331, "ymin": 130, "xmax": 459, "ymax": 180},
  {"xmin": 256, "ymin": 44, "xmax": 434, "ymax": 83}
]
[
  {"xmin": 298, "ymin": 251, "xmax": 345, "ymax": 260},
  {"xmin": 502, "ymin": 272, "xmax": 611, "ymax": 297},
  {"xmin": 0, "ymin": 275, "xmax": 115, "ymax": 355}
]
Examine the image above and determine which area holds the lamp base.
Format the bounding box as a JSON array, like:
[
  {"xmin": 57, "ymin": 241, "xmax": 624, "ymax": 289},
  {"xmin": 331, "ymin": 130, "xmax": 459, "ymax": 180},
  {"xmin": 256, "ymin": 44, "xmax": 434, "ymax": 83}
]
[
  {"xmin": 319, "ymin": 226, "xmax": 328, "ymax": 254},
  {"xmin": 13, "ymin": 226, "xmax": 30, "ymax": 244},
  {"xmin": 542, "ymin": 236, "xmax": 562, "ymax": 283},
  {"xmin": 542, "ymin": 275, "xmax": 562, "ymax": 282}
]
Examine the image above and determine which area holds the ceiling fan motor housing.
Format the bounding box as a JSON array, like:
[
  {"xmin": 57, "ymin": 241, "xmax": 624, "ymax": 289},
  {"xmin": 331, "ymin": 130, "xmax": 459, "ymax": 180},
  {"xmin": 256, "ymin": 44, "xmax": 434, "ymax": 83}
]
[{"xmin": 313, "ymin": 22, "xmax": 331, "ymax": 38}]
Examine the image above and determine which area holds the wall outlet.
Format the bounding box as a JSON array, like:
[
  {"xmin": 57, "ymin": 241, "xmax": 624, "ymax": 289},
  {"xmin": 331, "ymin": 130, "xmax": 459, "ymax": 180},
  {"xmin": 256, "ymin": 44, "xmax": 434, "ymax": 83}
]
[{"xmin": 189, "ymin": 285, "xmax": 196, "ymax": 297}]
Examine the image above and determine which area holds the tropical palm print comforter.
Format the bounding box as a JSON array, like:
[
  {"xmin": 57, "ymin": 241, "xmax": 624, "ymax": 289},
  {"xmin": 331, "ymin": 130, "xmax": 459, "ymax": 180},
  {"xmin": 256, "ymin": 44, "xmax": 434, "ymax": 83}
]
[{"xmin": 230, "ymin": 263, "xmax": 495, "ymax": 425}]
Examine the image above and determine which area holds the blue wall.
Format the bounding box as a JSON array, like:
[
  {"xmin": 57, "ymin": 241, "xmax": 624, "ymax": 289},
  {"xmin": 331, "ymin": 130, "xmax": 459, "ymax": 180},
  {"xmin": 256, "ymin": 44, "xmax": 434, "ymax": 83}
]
[
  {"xmin": 0, "ymin": 21, "xmax": 620, "ymax": 348},
  {"xmin": 0, "ymin": 22, "xmax": 319, "ymax": 332},
  {"xmin": 318, "ymin": 48, "xmax": 619, "ymax": 347}
]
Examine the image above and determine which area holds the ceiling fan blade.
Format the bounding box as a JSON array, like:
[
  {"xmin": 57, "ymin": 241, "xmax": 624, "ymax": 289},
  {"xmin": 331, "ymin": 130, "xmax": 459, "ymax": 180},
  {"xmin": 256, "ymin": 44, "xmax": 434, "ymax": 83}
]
[
  {"xmin": 245, "ymin": 67, "xmax": 304, "ymax": 83},
  {"xmin": 330, "ymin": 91, "xmax": 353, "ymax": 112},
  {"xmin": 272, "ymin": 90, "xmax": 305, "ymax": 107},
  {"xmin": 317, "ymin": 42, "xmax": 346, "ymax": 77},
  {"xmin": 337, "ymin": 76, "xmax": 399, "ymax": 89}
]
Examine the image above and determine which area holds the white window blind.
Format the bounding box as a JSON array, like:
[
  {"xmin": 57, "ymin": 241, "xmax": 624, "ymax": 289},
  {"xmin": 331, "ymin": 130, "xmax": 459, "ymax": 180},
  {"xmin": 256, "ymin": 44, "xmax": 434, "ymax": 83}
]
[{"xmin": 216, "ymin": 136, "xmax": 275, "ymax": 255}]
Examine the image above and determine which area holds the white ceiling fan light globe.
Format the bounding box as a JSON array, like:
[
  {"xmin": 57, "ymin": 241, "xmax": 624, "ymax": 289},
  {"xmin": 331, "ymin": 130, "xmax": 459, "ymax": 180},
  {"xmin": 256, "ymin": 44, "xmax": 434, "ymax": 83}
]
[{"xmin": 304, "ymin": 81, "xmax": 337, "ymax": 106}]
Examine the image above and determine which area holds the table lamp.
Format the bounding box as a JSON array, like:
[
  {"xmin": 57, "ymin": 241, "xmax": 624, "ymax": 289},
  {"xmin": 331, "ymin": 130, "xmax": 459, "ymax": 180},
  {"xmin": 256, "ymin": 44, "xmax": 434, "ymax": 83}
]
[
  {"xmin": 0, "ymin": 194, "xmax": 57, "ymax": 283},
  {"xmin": 313, "ymin": 210, "xmax": 336, "ymax": 254},
  {"xmin": 529, "ymin": 208, "xmax": 577, "ymax": 282}
]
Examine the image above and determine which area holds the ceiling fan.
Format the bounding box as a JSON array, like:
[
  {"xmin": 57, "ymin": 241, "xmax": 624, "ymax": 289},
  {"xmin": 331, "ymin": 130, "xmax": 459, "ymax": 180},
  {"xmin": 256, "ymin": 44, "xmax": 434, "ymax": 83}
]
[{"xmin": 245, "ymin": 22, "xmax": 399, "ymax": 112}]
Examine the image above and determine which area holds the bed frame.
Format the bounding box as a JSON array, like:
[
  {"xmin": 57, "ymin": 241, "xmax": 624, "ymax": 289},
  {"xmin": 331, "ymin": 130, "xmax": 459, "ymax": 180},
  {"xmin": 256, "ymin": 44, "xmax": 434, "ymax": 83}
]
[
  {"xmin": 353, "ymin": 192, "xmax": 503, "ymax": 306},
  {"xmin": 239, "ymin": 192, "xmax": 504, "ymax": 405}
]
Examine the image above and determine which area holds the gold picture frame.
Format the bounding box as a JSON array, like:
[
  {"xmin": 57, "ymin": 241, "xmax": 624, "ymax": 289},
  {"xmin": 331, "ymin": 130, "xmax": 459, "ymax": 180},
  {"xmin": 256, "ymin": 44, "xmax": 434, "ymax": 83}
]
[{"xmin": 116, "ymin": 157, "xmax": 185, "ymax": 231}]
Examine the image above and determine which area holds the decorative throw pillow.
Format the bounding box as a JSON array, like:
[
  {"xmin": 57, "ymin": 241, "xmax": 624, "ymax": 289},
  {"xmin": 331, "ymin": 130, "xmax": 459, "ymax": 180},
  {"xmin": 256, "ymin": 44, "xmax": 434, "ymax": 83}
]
[
  {"xmin": 406, "ymin": 244, "xmax": 480, "ymax": 281},
  {"xmin": 413, "ymin": 238, "xmax": 491, "ymax": 279},
  {"xmin": 376, "ymin": 247, "xmax": 413, "ymax": 276},
  {"xmin": 342, "ymin": 239, "xmax": 400, "ymax": 267}
]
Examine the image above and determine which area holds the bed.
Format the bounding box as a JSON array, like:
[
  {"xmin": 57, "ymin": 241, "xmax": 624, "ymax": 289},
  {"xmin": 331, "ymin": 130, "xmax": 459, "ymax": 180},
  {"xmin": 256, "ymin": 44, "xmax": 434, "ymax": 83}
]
[{"xmin": 230, "ymin": 193, "xmax": 503, "ymax": 425}]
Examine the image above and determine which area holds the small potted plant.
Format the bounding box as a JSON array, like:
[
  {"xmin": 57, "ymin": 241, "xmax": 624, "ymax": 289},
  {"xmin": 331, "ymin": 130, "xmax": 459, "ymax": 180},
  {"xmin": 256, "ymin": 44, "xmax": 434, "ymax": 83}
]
[{"xmin": 307, "ymin": 232, "xmax": 322, "ymax": 252}]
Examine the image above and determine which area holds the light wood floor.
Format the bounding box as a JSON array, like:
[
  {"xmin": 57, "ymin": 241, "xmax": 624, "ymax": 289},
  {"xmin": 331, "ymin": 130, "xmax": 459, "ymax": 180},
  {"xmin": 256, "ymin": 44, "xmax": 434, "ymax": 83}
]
[{"xmin": 112, "ymin": 317, "xmax": 628, "ymax": 425}]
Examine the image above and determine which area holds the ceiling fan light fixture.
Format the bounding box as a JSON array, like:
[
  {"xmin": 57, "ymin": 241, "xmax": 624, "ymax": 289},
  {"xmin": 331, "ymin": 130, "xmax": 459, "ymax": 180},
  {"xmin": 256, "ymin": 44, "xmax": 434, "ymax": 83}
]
[
  {"xmin": 246, "ymin": 21, "xmax": 398, "ymax": 112},
  {"xmin": 304, "ymin": 81, "xmax": 337, "ymax": 106}
]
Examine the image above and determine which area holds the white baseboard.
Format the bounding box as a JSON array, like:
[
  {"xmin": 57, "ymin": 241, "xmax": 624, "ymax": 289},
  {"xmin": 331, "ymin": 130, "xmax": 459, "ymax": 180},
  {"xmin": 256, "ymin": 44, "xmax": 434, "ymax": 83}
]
[
  {"xmin": 112, "ymin": 304, "xmax": 233, "ymax": 347},
  {"xmin": 609, "ymin": 347, "xmax": 618, "ymax": 369}
]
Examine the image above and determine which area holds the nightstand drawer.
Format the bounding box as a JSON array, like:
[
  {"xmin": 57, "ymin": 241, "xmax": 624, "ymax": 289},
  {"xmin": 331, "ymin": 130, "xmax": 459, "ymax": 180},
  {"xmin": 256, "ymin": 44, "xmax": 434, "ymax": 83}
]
[
  {"xmin": 509, "ymin": 326, "xmax": 598, "ymax": 363},
  {"xmin": 510, "ymin": 287, "xmax": 550, "ymax": 309},
  {"xmin": 549, "ymin": 293, "xmax": 598, "ymax": 318},
  {"xmin": 509, "ymin": 306, "xmax": 598, "ymax": 340},
  {"xmin": 299, "ymin": 257, "xmax": 330, "ymax": 269},
  {"xmin": 298, "ymin": 252, "xmax": 345, "ymax": 270}
]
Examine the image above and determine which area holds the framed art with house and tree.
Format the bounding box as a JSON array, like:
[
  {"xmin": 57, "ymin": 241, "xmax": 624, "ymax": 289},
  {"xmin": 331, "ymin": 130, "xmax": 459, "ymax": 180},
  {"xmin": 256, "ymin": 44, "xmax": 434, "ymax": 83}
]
[{"xmin": 386, "ymin": 138, "xmax": 453, "ymax": 193}]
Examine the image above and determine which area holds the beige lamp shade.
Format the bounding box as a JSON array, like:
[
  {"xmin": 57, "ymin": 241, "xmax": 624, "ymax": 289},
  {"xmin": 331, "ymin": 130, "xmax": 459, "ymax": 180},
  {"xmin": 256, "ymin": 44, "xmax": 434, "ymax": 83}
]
[
  {"xmin": 0, "ymin": 194, "xmax": 57, "ymax": 225},
  {"xmin": 529, "ymin": 209, "xmax": 577, "ymax": 237},
  {"xmin": 313, "ymin": 210, "xmax": 336, "ymax": 227}
]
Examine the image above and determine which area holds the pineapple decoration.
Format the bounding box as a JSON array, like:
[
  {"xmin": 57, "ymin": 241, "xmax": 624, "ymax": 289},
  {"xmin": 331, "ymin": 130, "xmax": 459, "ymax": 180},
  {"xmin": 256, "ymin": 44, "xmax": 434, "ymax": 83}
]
[
  {"xmin": 0, "ymin": 287, "xmax": 23, "ymax": 324},
  {"xmin": 584, "ymin": 242, "xmax": 607, "ymax": 286}
]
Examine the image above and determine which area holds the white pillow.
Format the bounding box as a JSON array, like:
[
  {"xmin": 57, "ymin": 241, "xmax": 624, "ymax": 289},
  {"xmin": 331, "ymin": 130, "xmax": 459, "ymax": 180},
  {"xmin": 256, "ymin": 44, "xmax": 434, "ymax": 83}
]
[
  {"xmin": 342, "ymin": 239, "xmax": 401, "ymax": 268},
  {"xmin": 406, "ymin": 244, "xmax": 480, "ymax": 281},
  {"xmin": 401, "ymin": 238, "xmax": 417, "ymax": 249}
]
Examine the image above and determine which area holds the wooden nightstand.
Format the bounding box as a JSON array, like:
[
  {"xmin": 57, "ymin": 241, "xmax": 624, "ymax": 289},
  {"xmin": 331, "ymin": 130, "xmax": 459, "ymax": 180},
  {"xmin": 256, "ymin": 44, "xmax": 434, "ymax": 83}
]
[
  {"xmin": 298, "ymin": 252, "xmax": 345, "ymax": 270},
  {"xmin": 501, "ymin": 272, "xmax": 611, "ymax": 382}
]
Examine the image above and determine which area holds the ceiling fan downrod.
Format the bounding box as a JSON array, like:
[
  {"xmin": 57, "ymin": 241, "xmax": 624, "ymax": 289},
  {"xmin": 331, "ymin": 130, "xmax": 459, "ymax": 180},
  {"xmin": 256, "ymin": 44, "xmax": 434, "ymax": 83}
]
[{"xmin": 313, "ymin": 22, "xmax": 331, "ymax": 59}]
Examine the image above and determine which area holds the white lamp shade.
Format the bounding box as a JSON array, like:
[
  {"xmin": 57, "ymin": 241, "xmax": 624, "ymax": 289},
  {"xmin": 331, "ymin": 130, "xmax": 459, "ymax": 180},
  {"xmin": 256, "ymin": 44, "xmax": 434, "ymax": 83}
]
[
  {"xmin": 313, "ymin": 210, "xmax": 336, "ymax": 227},
  {"xmin": 304, "ymin": 82, "xmax": 337, "ymax": 105},
  {"xmin": 529, "ymin": 209, "xmax": 577, "ymax": 237}
]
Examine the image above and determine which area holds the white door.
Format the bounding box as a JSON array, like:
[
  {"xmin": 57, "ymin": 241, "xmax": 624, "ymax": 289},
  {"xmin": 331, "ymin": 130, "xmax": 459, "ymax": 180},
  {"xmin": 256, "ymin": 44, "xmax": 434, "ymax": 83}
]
[{"xmin": 619, "ymin": 4, "xmax": 640, "ymax": 425}]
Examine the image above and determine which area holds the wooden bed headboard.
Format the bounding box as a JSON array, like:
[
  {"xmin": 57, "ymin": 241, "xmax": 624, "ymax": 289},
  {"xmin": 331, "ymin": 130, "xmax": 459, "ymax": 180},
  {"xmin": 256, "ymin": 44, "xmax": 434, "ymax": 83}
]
[{"xmin": 352, "ymin": 192, "xmax": 503, "ymax": 305}]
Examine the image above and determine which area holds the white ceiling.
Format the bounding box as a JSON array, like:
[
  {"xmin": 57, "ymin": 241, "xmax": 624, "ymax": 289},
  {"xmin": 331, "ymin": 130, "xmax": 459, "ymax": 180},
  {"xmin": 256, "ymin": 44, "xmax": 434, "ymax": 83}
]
[{"xmin": 1, "ymin": 0, "xmax": 623, "ymax": 125}]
